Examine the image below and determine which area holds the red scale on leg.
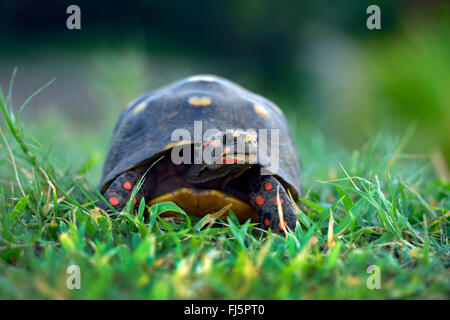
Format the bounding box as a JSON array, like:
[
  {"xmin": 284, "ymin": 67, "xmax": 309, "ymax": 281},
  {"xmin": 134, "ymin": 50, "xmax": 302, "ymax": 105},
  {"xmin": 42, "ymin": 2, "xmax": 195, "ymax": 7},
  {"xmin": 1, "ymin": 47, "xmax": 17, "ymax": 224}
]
[
  {"xmin": 255, "ymin": 195, "xmax": 264, "ymax": 206},
  {"xmin": 123, "ymin": 181, "xmax": 132, "ymax": 190},
  {"xmin": 264, "ymin": 218, "xmax": 271, "ymax": 227},
  {"xmin": 109, "ymin": 197, "xmax": 119, "ymax": 206},
  {"xmin": 279, "ymin": 220, "xmax": 287, "ymax": 231}
]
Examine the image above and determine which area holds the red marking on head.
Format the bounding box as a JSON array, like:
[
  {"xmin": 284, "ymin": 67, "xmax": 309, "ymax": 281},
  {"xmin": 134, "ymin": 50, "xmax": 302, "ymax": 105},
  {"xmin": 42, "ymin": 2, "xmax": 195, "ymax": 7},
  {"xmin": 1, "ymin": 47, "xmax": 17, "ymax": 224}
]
[
  {"xmin": 264, "ymin": 218, "xmax": 271, "ymax": 227},
  {"xmin": 264, "ymin": 183, "xmax": 273, "ymax": 191},
  {"xmin": 279, "ymin": 221, "xmax": 287, "ymax": 231},
  {"xmin": 204, "ymin": 141, "xmax": 212, "ymax": 147},
  {"xmin": 123, "ymin": 181, "xmax": 132, "ymax": 190},
  {"xmin": 133, "ymin": 198, "xmax": 137, "ymax": 205},
  {"xmin": 222, "ymin": 157, "xmax": 234, "ymax": 164},
  {"xmin": 109, "ymin": 197, "xmax": 119, "ymax": 206},
  {"xmin": 275, "ymin": 198, "xmax": 284, "ymax": 205},
  {"xmin": 256, "ymin": 195, "xmax": 264, "ymax": 206}
]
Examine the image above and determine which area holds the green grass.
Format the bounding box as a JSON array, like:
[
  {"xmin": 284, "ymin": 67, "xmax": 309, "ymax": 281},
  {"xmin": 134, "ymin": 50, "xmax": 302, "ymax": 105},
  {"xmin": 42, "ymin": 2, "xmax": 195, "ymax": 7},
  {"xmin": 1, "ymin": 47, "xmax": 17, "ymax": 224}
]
[{"xmin": 0, "ymin": 82, "xmax": 449, "ymax": 300}]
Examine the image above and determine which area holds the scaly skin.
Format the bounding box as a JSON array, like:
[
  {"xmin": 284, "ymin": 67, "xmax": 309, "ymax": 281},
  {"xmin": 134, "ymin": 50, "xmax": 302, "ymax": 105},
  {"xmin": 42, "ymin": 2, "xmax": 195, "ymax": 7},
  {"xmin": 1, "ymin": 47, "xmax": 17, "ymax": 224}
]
[
  {"xmin": 99, "ymin": 166, "xmax": 299, "ymax": 234},
  {"xmin": 247, "ymin": 174, "xmax": 298, "ymax": 234},
  {"xmin": 98, "ymin": 165, "xmax": 152, "ymax": 213}
]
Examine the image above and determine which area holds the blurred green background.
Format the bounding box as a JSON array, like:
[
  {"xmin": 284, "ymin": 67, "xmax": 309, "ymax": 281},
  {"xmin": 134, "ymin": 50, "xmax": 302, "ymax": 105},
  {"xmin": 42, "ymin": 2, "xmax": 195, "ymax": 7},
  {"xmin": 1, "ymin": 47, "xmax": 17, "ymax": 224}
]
[
  {"xmin": 0, "ymin": 0, "xmax": 449, "ymax": 301},
  {"xmin": 0, "ymin": 0, "xmax": 449, "ymax": 185}
]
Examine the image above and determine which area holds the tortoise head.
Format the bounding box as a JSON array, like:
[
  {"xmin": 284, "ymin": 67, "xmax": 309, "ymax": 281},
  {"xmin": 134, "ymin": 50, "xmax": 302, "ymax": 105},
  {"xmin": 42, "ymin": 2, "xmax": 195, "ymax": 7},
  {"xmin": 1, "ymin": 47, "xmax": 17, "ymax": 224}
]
[{"xmin": 184, "ymin": 129, "xmax": 258, "ymax": 184}]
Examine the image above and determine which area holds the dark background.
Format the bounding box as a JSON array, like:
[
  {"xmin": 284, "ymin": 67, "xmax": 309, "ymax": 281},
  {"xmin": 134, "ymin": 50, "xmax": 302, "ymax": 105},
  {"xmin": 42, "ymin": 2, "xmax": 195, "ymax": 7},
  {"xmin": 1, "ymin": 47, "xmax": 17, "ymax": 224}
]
[{"xmin": 0, "ymin": 0, "xmax": 449, "ymax": 182}]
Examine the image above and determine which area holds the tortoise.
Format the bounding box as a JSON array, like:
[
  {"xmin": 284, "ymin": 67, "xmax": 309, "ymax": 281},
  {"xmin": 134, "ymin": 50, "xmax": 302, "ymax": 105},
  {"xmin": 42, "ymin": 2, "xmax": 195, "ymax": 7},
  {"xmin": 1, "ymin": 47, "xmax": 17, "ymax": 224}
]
[{"xmin": 98, "ymin": 74, "xmax": 301, "ymax": 233}]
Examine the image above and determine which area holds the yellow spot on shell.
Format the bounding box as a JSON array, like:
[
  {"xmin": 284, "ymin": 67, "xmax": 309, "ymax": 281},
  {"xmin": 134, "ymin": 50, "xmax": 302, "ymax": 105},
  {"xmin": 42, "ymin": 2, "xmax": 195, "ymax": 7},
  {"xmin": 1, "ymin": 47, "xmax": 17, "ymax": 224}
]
[
  {"xmin": 245, "ymin": 134, "xmax": 256, "ymax": 142},
  {"xmin": 188, "ymin": 96, "xmax": 212, "ymax": 106},
  {"xmin": 133, "ymin": 102, "xmax": 148, "ymax": 115},
  {"xmin": 253, "ymin": 104, "xmax": 269, "ymax": 119}
]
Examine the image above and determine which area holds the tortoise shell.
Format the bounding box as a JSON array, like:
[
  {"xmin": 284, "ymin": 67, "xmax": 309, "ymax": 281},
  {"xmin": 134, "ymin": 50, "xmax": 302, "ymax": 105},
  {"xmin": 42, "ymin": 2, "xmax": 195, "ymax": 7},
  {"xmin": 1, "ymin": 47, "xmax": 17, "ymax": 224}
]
[{"xmin": 100, "ymin": 75, "xmax": 301, "ymax": 199}]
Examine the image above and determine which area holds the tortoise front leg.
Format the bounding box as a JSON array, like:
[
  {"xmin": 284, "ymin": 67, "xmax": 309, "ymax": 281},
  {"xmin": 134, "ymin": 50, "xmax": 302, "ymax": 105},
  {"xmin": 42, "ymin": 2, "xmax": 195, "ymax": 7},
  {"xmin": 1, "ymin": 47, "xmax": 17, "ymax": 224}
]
[
  {"xmin": 98, "ymin": 165, "xmax": 152, "ymax": 213},
  {"xmin": 248, "ymin": 174, "xmax": 299, "ymax": 234}
]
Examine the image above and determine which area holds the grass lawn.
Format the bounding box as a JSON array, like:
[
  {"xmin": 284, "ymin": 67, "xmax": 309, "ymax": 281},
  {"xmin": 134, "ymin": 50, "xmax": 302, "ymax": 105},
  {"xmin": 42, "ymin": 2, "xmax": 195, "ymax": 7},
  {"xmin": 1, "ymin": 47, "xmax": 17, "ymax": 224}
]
[{"xmin": 0, "ymin": 82, "xmax": 448, "ymax": 300}]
